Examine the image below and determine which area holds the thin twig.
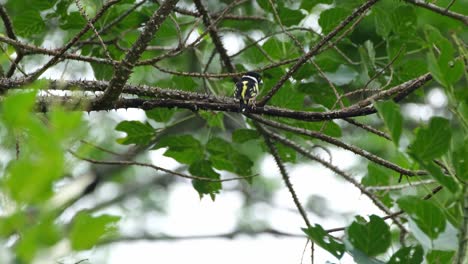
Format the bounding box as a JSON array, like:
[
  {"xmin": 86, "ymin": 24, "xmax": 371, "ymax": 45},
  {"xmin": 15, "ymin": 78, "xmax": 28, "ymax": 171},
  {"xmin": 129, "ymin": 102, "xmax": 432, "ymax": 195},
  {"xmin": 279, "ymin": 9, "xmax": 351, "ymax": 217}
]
[
  {"xmin": 404, "ymin": 0, "xmax": 468, "ymax": 25},
  {"xmin": 69, "ymin": 150, "xmax": 253, "ymax": 183}
]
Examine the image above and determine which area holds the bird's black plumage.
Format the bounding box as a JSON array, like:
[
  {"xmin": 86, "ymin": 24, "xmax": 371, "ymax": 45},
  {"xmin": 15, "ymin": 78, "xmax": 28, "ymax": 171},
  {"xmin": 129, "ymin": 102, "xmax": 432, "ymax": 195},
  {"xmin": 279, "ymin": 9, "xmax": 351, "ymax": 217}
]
[{"xmin": 234, "ymin": 72, "xmax": 262, "ymax": 112}]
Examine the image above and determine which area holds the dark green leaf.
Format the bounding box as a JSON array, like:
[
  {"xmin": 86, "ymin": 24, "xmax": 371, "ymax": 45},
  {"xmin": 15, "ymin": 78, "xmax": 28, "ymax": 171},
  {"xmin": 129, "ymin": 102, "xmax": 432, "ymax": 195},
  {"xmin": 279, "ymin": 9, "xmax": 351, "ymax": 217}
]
[
  {"xmin": 419, "ymin": 160, "xmax": 459, "ymax": 193},
  {"xmin": 375, "ymin": 101, "xmax": 403, "ymax": 145},
  {"xmin": 391, "ymin": 5, "xmax": 416, "ymax": 35},
  {"xmin": 91, "ymin": 62, "xmax": 114, "ymax": 80},
  {"xmin": 270, "ymin": 84, "xmax": 304, "ymax": 110},
  {"xmin": 59, "ymin": 12, "xmax": 86, "ymax": 30},
  {"xmin": 275, "ymin": 143, "xmax": 296, "ymax": 163},
  {"xmin": 426, "ymin": 250, "xmax": 454, "ymax": 264},
  {"xmin": 190, "ymin": 160, "xmax": 222, "ymax": 200},
  {"xmin": 397, "ymin": 196, "xmax": 446, "ymax": 239},
  {"xmin": 302, "ymin": 225, "xmax": 345, "ymax": 259},
  {"xmin": 206, "ymin": 137, "xmax": 232, "ymax": 155},
  {"xmin": 409, "ymin": 117, "xmax": 452, "ymax": 160},
  {"xmin": 13, "ymin": 10, "xmax": 45, "ymax": 37},
  {"xmin": 388, "ymin": 245, "xmax": 423, "ymax": 264},
  {"xmin": 278, "ymin": 5, "xmax": 305, "ymax": 27},
  {"xmin": 206, "ymin": 137, "xmax": 253, "ymax": 176},
  {"xmin": 146, "ymin": 108, "xmax": 175, "ymax": 123},
  {"xmin": 155, "ymin": 135, "xmax": 204, "ymax": 164},
  {"xmin": 70, "ymin": 211, "xmax": 120, "ymax": 250},
  {"xmin": 115, "ymin": 120, "xmax": 155, "ymax": 145},
  {"xmin": 452, "ymin": 140, "xmax": 468, "ymax": 181},
  {"xmin": 362, "ymin": 163, "xmax": 391, "ymax": 187},
  {"xmin": 373, "ymin": 7, "xmax": 392, "ymax": 39},
  {"xmin": 199, "ymin": 111, "xmax": 225, "ymax": 130},
  {"xmin": 346, "ymin": 215, "xmax": 391, "ymax": 256},
  {"xmin": 319, "ymin": 8, "xmax": 348, "ymax": 34},
  {"xmin": 232, "ymin": 129, "xmax": 260, "ymax": 143}
]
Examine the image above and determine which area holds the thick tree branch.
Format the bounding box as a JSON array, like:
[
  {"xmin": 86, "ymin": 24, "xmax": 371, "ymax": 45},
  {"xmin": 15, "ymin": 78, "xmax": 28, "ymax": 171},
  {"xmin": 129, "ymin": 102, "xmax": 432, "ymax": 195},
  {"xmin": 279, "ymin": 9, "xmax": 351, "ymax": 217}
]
[
  {"xmin": 95, "ymin": 0, "xmax": 179, "ymax": 107},
  {"xmin": 193, "ymin": 0, "xmax": 236, "ymax": 73}
]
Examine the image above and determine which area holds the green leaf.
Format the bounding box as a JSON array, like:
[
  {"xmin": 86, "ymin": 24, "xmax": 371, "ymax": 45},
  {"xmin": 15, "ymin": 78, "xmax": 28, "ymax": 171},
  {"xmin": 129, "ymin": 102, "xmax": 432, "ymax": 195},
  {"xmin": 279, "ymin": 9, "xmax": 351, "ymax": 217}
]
[
  {"xmin": 388, "ymin": 245, "xmax": 423, "ymax": 264},
  {"xmin": 2, "ymin": 89, "xmax": 37, "ymax": 128},
  {"xmin": 408, "ymin": 117, "xmax": 452, "ymax": 160},
  {"xmin": 391, "ymin": 5, "xmax": 416, "ymax": 35},
  {"xmin": 155, "ymin": 135, "xmax": 204, "ymax": 164},
  {"xmin": 302, "ymin": 225, "xmax": 345, "ymax": 259},
  {"xmin": 424, "ymin": 25, "xmax": 464, "ymax": 87},
  {"xmin": 276, "ymin": 143, "xmax": 296, "ymax": 163},
  {"xmin": 190, "ymin": 160, "xmax": 222, "ymax": 200},
  {"xmin": 319, "ymin": 7, "xmax": 348, "ymax": 34},
  {"xmin": 270, "ymin": 84, "xmax": 304, "ymax": 110},
  {"xmin": 146, "ymin": 108, "xmax": 175, "ymax": 123},
  {"xmin": 420, "ymin": 160, "xmax": 459, "ymax": 193},
  {"xmin": 346, "ymin": 215, "xmax": 391, "ymax": 257},
  {"xmin": 70, "ymin": 211, "xmax": 120, "ymax": 250},
  {"xmin": 452, "ymin": 140, "xmax": 468, "ymax": 181},
  {"xmin": 206, "ymin": 137, "xmax": 253, "ymax": 176},
  {"xmin": 362, "ymin": 164, "xmax": 391, "ymax": 187},
  {"xmin": 373, "ymin": 7, "xmax": 392, "ymax": 39},
  {"xmin": 232, "ymin": 129, "xmax": 260, "ymax": 143},
  {"xmin": 59, "ymin": 11, "xmax": 86, "ymax": 30},
  {"xmin": 397, "ymin": 196, "xmax": 446, "ymax": 239},
  {"xmin": 263, "ymin": 38, "xmax": 297, "ymax": 61},
  {"xmin": 375, "ymin": 101, "xmax": 403, "ymax": 145},
  {"xmin": 199, "ymin": 111, "xmax": 225, "ymax": 130},
  {"xmin": 115, "ymin": 120, "xmax": 155, "ymax": 145},
  {"xmin": 206, "ymin": 137, "xmax": 232, "ymax": 155},
  {"xmin": 426, "ymin": 250, "xmax": 454, "ymax": 264},
  {"xmin": 278, "ymin": 5, "xmax": 305, "ymax": 27},
  {"xmin": 12, "ymin": 10, "xmax": 45, "ymax": 37},
  {"xmin": 91, "ymin": 62, "xmax": 114, "ymax": 80}
]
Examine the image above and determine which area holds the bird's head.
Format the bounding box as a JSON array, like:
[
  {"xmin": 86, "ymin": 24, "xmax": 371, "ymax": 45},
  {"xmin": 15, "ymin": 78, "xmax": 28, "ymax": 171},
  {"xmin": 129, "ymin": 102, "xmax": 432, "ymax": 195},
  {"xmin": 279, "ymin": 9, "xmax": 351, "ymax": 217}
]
[{"xmin": 244, "ymin": 72, "xmax": 262, "ymax": 85}]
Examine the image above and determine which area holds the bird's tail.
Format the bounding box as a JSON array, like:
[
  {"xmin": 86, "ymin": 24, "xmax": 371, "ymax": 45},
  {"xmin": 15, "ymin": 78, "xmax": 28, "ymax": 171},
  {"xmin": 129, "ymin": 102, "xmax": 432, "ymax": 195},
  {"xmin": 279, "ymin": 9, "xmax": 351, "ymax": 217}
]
[{"xmin": 239, "ymin": 100, "xmax": 247, "ymax": 112}]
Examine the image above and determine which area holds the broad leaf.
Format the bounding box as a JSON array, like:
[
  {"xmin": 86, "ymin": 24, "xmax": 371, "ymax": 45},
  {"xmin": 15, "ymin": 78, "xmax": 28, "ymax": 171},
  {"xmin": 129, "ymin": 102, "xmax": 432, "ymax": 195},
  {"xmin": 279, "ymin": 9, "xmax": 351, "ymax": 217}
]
[
  {"xmin": 302, "ymin": 225, "xmax": 345, "ymax": 259},
  {"xmin": 397, "ymin": 196, "xmax": 446, "ymax": 239},
  {"xmin": 232, "ymin": 129, "xmax": 260, "ymax": 143},
  {"xmin": 190, "ymin": 160, "xmax": 222, "ymax": 200},
  {"xmin": 375, "ymin": 101, "xmax": 403, "ymax": 145},
  {"xmin": 388, "ymin": 245, "xmax": 423, "ymax": 264},
  {"xmin": 346, "ymin": 215, "xmax": 391, "ymax": 257},
  {"xmin": 115, "ymin": 120, "xmax": 155, "ymax": 145},
  {"xmin": 408, "ymin": 117, "xmax": 451, "ymax": 160},
  {"xmin": 155, "ymin": 135, "xmax": 204, "ymax": 164},
  {"xmin": 70, "ymin": 211, "xmax": 120, "ymax": 250}
]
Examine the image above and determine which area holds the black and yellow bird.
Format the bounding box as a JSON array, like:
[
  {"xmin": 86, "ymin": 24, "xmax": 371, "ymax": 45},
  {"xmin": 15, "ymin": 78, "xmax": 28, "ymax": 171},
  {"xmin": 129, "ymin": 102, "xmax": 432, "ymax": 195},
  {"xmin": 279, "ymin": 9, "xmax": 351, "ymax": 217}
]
[{"xmin": 234, "ymin": 72, "xmax": 262, "ymax": 112}]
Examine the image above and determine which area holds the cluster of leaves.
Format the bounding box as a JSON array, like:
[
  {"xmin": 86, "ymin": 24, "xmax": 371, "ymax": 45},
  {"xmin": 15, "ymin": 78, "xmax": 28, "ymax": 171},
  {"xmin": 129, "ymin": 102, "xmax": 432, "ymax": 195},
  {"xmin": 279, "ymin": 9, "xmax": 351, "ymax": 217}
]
[{"xmin": 0, "ymin": 86, "xmax": 120, "ymax": 262}]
